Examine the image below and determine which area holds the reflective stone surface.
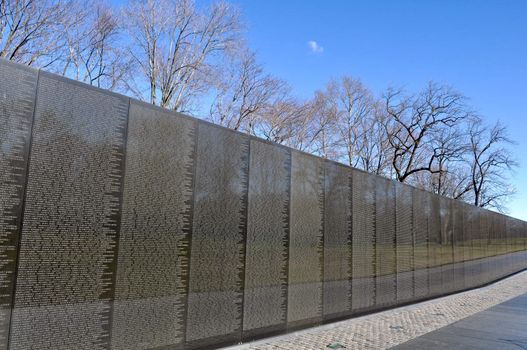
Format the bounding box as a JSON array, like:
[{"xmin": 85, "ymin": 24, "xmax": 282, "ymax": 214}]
[
  {"xmin": 0, "ymin": 61, "xmax": 37, "ymax": 349},
  {"xmin": 323, "ymin": 162, "xmax": 352, "ymax": 318},
  {"xmin": 111, "ymin": 102, "xmax": 196, "ymax": 350},
  {"xmin": 287, "ymin": 152, "xmax": 323, "ymax": 326},
  {"xmin": 186, "ymin": 123, "xmax": 249, "ymax": 347},
  {"xmin": 413, "ymin": 188, "xmax": 430, "ymax": 298},
  {"xmin": 351, "ymin": 170, "xmax": 376, "ymax": 311},
  {"xmin": 10, "ymin": 72, "xmax": 128, "ymax": 350},
  {"xmin": 428, "ymin": 195, "xmax": 443, "ymax": 296},
  {"xmin": 243, "ymin": 140, "xmax": 289, "ymax": 336},
  {"xmin": 396, "ymin": 182, "xmax": 415, "ymax": 302},
  {"xmin": 0, "ymin": 58, "xmax": 526, "ymax": 350},
  {"xmin": 440, "ymin": 197, "xmax": 455, "ymax": 294},
  {"xmin": 375, "ymin": 178, "xmax": 396, "ymax": 307}
]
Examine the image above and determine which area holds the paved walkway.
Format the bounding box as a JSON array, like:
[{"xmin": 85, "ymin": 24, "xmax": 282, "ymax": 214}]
[
  {"xmin": 392, "ymin": 292, "xmax": 527, "ymax": 349},
  {"xmin": 224, "ymin": 270, "xmax": 527, "ymax": 350}
]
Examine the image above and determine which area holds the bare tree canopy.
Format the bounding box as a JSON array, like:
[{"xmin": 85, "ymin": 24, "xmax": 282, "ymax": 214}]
[
  {"xmin": 383, "ymin": 82, "xmax": 471, "ymax": 183},
  {"xmin": 123, "ymin": 0, "xmax": 242, "ymax": 112},
  {"xmin": 308, "ymin": 77, "xmax": 390, "ymax": 174},
  {"xmin": 208, "ymin": 50, "xmax": 287, "ymax": 131},
  {"xmin": 58, "ymin": 1, "xmax": 130, "ymax": 89},
  {"xmin": 2, "ymin": 0, "xmax": 518, "ymax": 212},
  {"xmin": 467, "ymin": 118, "xmax": 517, "ymax": 210},
  {"xmin": 0, "ymin": 0, "xmax": 74, "ymax": 67}
]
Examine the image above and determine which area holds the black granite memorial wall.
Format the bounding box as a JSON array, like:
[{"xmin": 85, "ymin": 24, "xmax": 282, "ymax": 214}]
[
  {"xmin": 111, "ymin": 102, "xmax": 196, "ymax": 350},
  {"xmin": 243, "ymin": 139, "xmax": 290, "ymax": 338},
  {"xmin": 9, "ymin": 71, "xmax": 128, "ymax": 350},
  {"xmin": 322, "ymin": 161, "xmax": 352, "ymax": 319},
  {"xmin": 1, "ymin": 58, "xmax": 527, "ymax": 349},
  {"xmin": 287, "ymin": 152, "xmax": 324, "ymax": 328},
  {"xmin": 375, "ymin": 177, "xmax": 396, "ymax": 308},
  {"xmin": 0, "ymin": 61, "xmax": 38, "ymax": 350}
]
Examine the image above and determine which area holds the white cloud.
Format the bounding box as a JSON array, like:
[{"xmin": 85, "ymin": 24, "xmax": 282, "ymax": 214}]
[{"xmin": 307, "ymin": 40, "xmax": 324, "ymax": 54}]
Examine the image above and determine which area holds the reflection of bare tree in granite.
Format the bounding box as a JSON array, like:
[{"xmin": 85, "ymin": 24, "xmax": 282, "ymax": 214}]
[
  {"xmin": 111, "ymin": 103, "xmax": 196, "ymax": 350},
  {"xmin": 351, "ymin": 170, "xmax": 376, "ymax": 311},
  {"xmin": 413, "ymin": 188, "xmax": 430, "ymax": 298},
  {"xmin": 287, "ymin": 153, "xmax": 324, "ymax": 325},
  {"xmin": 375, "ymin": 177, "xmax": 396, "ymax": 307},
  {"xmin": 185, "ymin": 124, "xmax": 249, "ymax": 346},
  {"xmin": 243, "ymin": 140, "xmax": 290, "ymax": 335},
  {"xmin": 0, "ymin": 63, "xmax": 38, "ymax": 349},
  {"xmin": 323, "ymin": 162, "xmax": 352, "ymax": 318},
  {"xmin": 10, "ymin": 75, "xmax": 127, "ymax": 350},
  {"xmin": 439, "ymin": 197, "xmax": 454, "ymax": 293},
  {"xmin": 396, "ymin": 181, "xmax": 415, "ymax": 301}
]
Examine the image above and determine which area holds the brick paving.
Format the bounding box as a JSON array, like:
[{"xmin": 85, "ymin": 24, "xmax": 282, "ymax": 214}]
[{"xmin": 224, "ymin": 270, "xmax": 527, "ymax": 350}]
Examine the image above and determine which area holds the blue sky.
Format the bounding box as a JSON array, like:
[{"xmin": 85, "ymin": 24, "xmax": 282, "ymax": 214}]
[{"xmin": 225, "ymin": 0, "xmax": 526, "ymax": 220}]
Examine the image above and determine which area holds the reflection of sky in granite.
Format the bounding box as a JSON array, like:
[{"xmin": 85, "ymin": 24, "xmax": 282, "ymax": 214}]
[
  {"xmin": 10, "ymin": 72, "xmax": 128, "ymax": 350},
  {"xmin": 323, "ymin": 162, "xmax": 352, "ymax": 317},
  {"xmin": 288, "ymin": 152, "xmax": 324, "ymax": 324},
  {"xmin": 111, "ymin": 102, "xmax": 196, "ymax": 349},
  {"xmin": 0, "ymin": 59, "xmax": 526, "ymax": 350},
  {"xmin": 244, "ymin": 140, "xmax": 289, "ymax": 332},
  {"xmin": 0, "ymin": 61, "xmax": 37, "ymax": 349}
]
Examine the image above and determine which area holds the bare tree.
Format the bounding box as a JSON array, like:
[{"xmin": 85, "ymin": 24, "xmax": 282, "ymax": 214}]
[
  {"xmin": 316, "ymin": 77, "xmax": 372, "ymax": 166},
  {"xmin": 276, "ymin": 100, "xmax": 322, "ymax": 153},
  {"xmin": 250, "ymin": 97, "xmax": 308, "ymax": 145},
  {"xmin": 59, "ymin": 2, "xmax": 129, "ymax": 90},
  {"xmin": 209, "ymin": 50, "xmax": 286, "ymax": 131},
  {"xmin": 426, "ymin": 123, "xmax": 471, "ymax": 198},
  {"xmin": 0, "ymin": 0, "xmax": 75, "ymax": 67},
  {"xmin": 124, "ymin": 0, "xmax": 242, "ymax": 112},
  {"xmin": 297, "ymin": 76, "xmax": 392, "ymax": 174},
  {"xmin": 305, "ymin": 90, "xmax": 341, "ymax": 159},
  {"xmin": 356, "ymin": 103, "xmax": 392, "ymax": 175},
  {"xmin": 467, "ymin": 118, "xmax": 517, "ymax": 211},
  {"xmin": 316, "ymin": 76, "xmax": 392, "ymax": 173},
  {"xmin": 383, "ymin": 82, "xmax": 470, "ymax": 184}
]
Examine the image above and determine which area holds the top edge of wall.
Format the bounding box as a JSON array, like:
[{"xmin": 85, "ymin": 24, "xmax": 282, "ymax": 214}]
[
  {"xmin": 0, "ymin": 57, "xmax": 38, "ymax": 74},
  {"xmin": 1, "ymin": 57, "xmax": 524, "ymax": 224},
  {"xmin": 38, "ymin": 69, "xmax": 130, "ymax": 101}
]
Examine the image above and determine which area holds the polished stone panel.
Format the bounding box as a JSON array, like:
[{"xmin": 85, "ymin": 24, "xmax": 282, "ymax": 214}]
[
  {"xmin": 111, "ymin": 103, "xmax": 196, "ymax": 350},
  {"xmin": 323, "ymin": 162, "xmax": 352, "ymax": 318},
  {"xmin": 461, "ymin": 203, "xmax": 474, "ymax": 289},
  {"xmin": 287, "ymin": 152, "xmax": 324, "ymax": 326},
  {"xmin": 488, "ymin": 212, "xmax": 499, "ymax": 278},
  {"xmin": 10, "ymin": 73, "xmax": 128, "ymax": 350},
  {"xmin": 480, "ymin": 212, "xmax": 493, "ymax": 280},
  {"xmin": 0, "ymin": 61, "xmax": 38, "ymax": 349},
  {"xmin": 440, "ymin": 197, "xmax": 454, "ymax": 293},
  {"xmin": 428, "ymin": 195, "xmax": 443, "ymax": 296},
  {"xmin": 452, "ymin": 200, "xmax": 465, "ymax": 291},
  {"xmin": 243, "ymin": 140, "xmax": 290, "ymax": 336},
  {"xmin": 375, "ymin": 177, "xmax": 396, "ymax": 307},
  {"xmin": 185, "ymin": 123, "xmax": 249, "ymax": 346},
  {"xmin": 351, "ymin": 170, "xmax": 376, "ymax": 311},
  {"xmin": 413, "ymin": 188, "xmax": 430, "ymax": 298},
  {"xmin": 396, "ymin": 182, "xmax": 414, "ymax": 302},
  {"xmin": 468, "ymin": 206, "xmax": 482, "ymax": 288},
  {"xmin": 472, "ymin": 208, "xmax": 485, "ymax": 286}
]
